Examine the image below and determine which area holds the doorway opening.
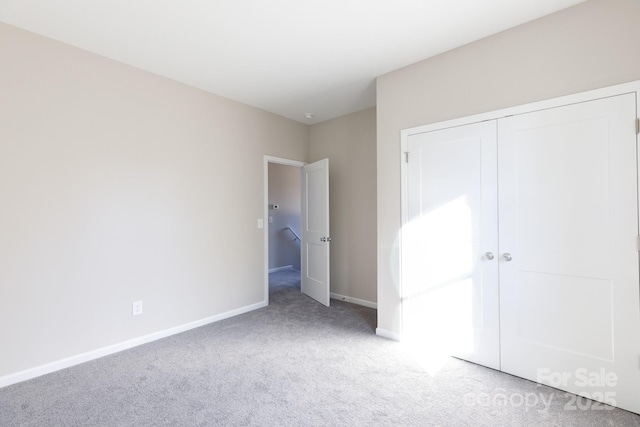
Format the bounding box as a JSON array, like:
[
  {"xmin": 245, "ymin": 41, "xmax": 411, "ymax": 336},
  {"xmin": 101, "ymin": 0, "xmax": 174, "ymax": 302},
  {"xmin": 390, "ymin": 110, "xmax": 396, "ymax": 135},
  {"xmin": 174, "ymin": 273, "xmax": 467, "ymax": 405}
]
[{"xmin": 263, "ymin": 156, "xmax": 305, "ymax": 305}]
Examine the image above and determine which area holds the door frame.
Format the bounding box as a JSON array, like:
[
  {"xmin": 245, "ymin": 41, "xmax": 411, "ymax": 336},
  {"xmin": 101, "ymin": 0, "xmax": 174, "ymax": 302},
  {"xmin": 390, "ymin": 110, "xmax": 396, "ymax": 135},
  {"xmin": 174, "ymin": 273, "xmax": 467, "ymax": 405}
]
[
  {"xmin": 400, "ymin": 79, "xmax": 640, "ymax": 340},
  {"xmin": 263, "ymin": 155, "xmax": 306, "ymax": 305}
]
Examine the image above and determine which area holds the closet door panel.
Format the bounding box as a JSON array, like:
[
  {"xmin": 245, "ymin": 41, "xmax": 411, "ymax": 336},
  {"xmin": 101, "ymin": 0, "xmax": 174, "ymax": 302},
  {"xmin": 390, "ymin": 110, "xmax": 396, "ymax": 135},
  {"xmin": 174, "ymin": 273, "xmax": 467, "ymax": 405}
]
[
  {"xmin": 403, "ymin": 121, "xmax": 499, "ymax": 370},
  {"xmin": 498, "ymin": 93, "xmax": 640, "ymax": 413}
]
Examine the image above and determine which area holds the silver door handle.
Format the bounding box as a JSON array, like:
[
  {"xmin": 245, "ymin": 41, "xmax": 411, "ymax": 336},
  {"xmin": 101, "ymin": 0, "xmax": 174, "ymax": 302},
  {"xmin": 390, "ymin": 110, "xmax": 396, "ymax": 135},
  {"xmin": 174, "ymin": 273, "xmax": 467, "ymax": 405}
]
[
  {"xmin": 501, "ymin": 253, "xmax": 513, "ymax": 262},
  {"xmin": 484, "ymin": 252, "xmax": 495, "ymax": 260}
]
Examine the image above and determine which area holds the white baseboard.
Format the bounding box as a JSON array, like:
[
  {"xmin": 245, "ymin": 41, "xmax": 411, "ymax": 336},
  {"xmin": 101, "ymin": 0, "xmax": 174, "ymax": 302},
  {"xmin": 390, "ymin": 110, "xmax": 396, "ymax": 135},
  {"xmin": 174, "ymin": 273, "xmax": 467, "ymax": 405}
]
[
  {"xmin": 376, "ymin": 327, "xmax": 402, "ymax": 341},
  {"xmin": 268, "ymin": 265, "xmax": 294, "ymax": 273},
  {"xmin": 330, "ymin": 292, "xmax": 377, "ymax": 309},
  {"xmin": 0, "ymin": 300, "xmax": 267, "ymax": 389}
]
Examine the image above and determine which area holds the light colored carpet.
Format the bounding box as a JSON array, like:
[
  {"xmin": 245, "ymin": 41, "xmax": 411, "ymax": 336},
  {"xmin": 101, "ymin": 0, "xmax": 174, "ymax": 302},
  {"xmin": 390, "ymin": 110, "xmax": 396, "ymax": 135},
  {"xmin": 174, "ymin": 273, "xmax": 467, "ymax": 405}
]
[{"xmin": 1, "ymin": 268, "xmax": 639, "ymax": 426}]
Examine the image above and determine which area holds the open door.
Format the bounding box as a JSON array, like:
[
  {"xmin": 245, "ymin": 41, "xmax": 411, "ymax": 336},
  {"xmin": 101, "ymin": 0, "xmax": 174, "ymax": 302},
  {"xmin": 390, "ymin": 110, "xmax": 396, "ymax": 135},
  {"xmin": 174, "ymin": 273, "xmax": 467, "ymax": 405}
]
[{"xmin": 301, "ymin": 158, "xmax": 330, "ymax": 306}]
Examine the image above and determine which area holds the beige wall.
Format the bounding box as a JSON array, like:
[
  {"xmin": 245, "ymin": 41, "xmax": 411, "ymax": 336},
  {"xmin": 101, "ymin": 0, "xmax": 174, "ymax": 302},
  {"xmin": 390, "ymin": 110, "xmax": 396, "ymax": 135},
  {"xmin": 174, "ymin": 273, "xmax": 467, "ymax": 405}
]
[
  {"xmin": 0, "ymin": 22, "xmax": 308, "ymax": 379},
  {"xmin": 309, "ymin": 107, "xmax": 377, "ymax": 304},
  {"xmin": 376, "ymin": 0, "xmax": 640, "ymax": 335},
  {"xmin": 268, "ymin": 163, "xmax": 301, "ymax": 270}
]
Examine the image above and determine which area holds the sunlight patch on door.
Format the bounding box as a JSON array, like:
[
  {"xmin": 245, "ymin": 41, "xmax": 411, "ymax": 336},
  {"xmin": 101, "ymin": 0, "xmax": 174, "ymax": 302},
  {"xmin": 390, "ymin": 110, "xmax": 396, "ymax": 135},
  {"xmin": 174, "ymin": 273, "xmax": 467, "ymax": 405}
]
[{"xmin": 401, "ymin": 196, "xmax": 475, "ymax": 375}]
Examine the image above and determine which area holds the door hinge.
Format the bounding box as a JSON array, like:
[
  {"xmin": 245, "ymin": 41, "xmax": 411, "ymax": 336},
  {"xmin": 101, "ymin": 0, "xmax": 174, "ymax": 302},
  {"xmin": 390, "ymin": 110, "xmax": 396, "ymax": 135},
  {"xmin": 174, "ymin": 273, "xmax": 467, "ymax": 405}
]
[
  {"xmin": 637, "ymin": 235, "xmax": 640, "ymax": 251},
  {"xmin": 636, "ymin": 118, "xmax": 639, "ymax": 135},
  {"xmin": 405, "ymin": 152, "xmax": 409, "ymax": 163}
]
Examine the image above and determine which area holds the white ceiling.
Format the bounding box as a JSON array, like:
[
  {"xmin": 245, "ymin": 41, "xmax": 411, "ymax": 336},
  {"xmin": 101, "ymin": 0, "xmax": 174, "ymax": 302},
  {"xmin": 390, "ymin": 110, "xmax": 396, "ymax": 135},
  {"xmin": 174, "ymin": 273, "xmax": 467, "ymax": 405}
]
[{"xmin": 0, "ymin": 0, "xmax": 586, "ymax": 123}]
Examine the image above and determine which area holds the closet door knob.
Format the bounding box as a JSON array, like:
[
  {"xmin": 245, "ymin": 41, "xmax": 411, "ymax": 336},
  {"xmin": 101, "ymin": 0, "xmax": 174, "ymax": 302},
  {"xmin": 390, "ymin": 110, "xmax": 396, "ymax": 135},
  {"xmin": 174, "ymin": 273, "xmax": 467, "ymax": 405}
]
[
  {"xmin": 501, "ymin": 253, "xmax": 513, "ymax": 262},
  {"xmin": 484, "ymin": 252, "xmax": 495, "ymax": 260}
]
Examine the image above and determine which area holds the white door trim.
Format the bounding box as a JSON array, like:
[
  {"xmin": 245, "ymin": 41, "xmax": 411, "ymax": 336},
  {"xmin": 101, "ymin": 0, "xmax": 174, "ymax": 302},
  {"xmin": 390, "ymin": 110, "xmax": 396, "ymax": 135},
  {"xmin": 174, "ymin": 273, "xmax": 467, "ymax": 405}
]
[
  {"xmin": 263, "ymin": 156, "xmax": 306, "ymax": 305},
  {"xmin": 401, "ymin": 80, "xmax": 640, "ymax": 138}
]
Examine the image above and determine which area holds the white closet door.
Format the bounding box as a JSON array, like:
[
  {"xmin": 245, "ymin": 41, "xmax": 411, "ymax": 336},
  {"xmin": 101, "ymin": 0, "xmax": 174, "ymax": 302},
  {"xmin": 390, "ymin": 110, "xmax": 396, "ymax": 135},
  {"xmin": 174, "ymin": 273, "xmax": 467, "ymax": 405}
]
[
  {"xmin": 404, "ymin": 121, "xmax": 499, "ymax": 369},
  {"xmin": 498, "ymin": 93, "xmax": 640, "ymax": 413}
]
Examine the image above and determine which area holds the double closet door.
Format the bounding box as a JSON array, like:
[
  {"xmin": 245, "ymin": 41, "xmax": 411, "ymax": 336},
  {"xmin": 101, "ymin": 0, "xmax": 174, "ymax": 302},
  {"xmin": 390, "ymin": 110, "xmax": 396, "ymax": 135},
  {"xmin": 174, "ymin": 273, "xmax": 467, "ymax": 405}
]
[{"xmin": 403, "ymin": 93, "xmax": 640, "ymax": 414}]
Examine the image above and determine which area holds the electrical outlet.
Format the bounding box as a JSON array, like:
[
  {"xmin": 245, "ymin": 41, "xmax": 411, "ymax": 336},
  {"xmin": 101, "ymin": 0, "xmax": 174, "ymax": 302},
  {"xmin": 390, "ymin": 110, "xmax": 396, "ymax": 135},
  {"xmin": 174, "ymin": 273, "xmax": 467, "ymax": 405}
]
[{"xmin": 132, "ymin": 301, "xmax": 143, "ymax": 316}]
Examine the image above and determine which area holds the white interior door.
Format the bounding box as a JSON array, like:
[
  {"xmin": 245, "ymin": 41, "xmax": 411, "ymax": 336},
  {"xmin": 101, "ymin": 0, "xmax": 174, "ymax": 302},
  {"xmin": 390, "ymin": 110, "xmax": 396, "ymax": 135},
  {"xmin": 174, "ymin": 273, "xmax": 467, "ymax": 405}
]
[
  {"xmin": 498, "ymin": 93, "xmax": 640, "ymax": 413},
  {"xmin": 301, "ymin": 159, "xmax": 330, "ymax": 306},
  {"xmin": 403, "ymin": 121, "xmax": 500, "ymax": 369}
]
